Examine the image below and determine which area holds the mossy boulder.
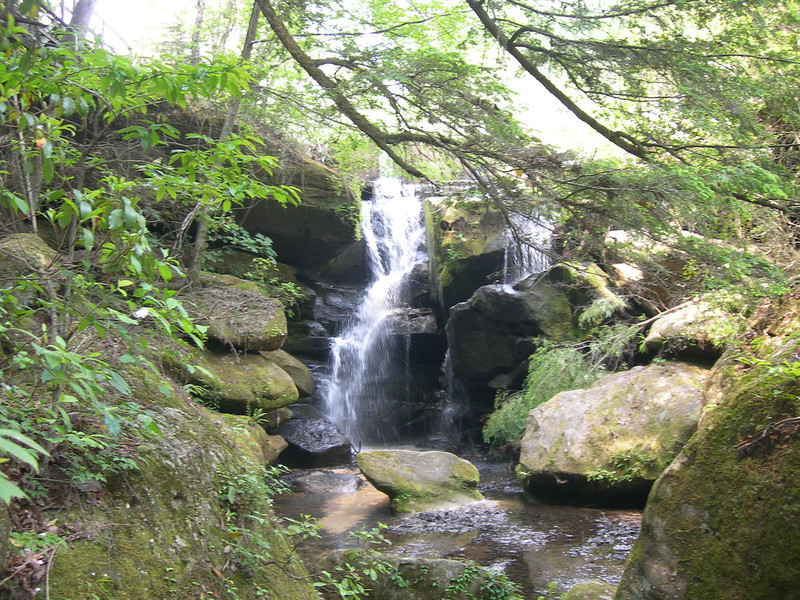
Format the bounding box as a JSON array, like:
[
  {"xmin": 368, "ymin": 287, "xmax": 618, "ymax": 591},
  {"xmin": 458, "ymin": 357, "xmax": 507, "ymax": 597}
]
[
  {"xmin": 643, "ymin": 299, "xmax": 745, "ymax": 359},
  {"xmin": 445, "ymin": 262, "xmax": 616, "ymax": 394},
  {"xmin": 0, "ymin": 233, "xmax": 58, "ymax": 309},
  {"xmin": 615, "ymin": 299, "xmax": 800, "ymax": 600},
  {"xmin": 517, "ymin": 362, "xmax": 709, "ymax": 505},
  {"xmin": 188, "ymin": 350, "xmax": 299, "ymax": 412},
  {"xmin": 182, "ymin": 283, "xmax": 287, "ymax": 352},
  {"xmin": 357, "ymin": 449, "xmax": 482, "ymax": 513},
  {"xmin": 563, "ymin": 581, "xmax": 616, "ymax": 600},
  {"xmin": 39, "ymin": 372, "xmax": 316, "ymax": 600},
  {"xmin": 213, "ymin": 412, "xmax": 288, "ymax": 465},
  {"xmin": 259, "ymin": 349, "xmax": 316, "ymax": 397}
]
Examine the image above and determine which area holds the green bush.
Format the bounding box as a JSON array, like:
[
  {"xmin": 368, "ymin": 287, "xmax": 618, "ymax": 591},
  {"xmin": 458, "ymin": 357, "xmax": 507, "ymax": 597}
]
[{"xmin": 483, "ymin": 342, "xmax": 604, "ymax": 450}]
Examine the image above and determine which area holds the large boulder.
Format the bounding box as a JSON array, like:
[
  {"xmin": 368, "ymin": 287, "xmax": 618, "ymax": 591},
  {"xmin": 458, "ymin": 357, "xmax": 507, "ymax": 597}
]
[
  {"xmin": 357, "ymin": 449, "xmax": 482, "ymax": 513},
  {"xmin": 182, "ymin": 283, "xmax": 287, "ymax": 352},
  {"xmin": 643, "ymin": 299, "xmax": 745, "ymax": 360},
  {"xmin": 424, "ymin": 197, "xmax": 507, "ymax": 311},
  {"xmin": 212, "ymin": 412, "xmax": 288, "ymax": 466},
  {"xmin": 259, "ymin": 349, "xmax": 316, "ymax": 397},
  {"xmin": 616, "ymin": 299, "xmax": 800, "ymax": 600},
  {"xmin": 517, "ymin": 362, "xmax": 709, "ymax": 505},
  {"xmin": 0, "ymin": 233, "xmax": 58, "ymax": 309},
  {"xmin": 564, "ymin": 581, "xmax": 616, "ymax": 600}
]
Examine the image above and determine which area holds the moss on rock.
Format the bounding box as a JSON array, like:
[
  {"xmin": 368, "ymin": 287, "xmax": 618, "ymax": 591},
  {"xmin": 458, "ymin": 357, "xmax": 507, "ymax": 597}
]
[{"xmin": 188, "ymin": 350, "xmax": 300, "ymax": 412}]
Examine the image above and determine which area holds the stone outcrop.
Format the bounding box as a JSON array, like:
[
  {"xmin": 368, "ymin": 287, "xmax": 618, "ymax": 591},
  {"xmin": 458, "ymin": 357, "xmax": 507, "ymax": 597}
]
[
  {"xmin": 182, "ymin": 282, "xmax": 287, "ymax": 352},
  {"xmin": 357, "ymin": 449, "xmax": 482, "ymax": 513},
  {"xmin": 616, "ymin": 299, "xmax": 800, "ymax": 600},
  {"xmin": 424, "ymin": 198, "xmax": 507, "ymax": 311},
  {"xmin": 446, "ymin": 262, "xmax": 623, "ymax": 395},
  {"xmin": 184, "ymin": 350, "xmax": 299, "ymax": 413},
  {"xmin": 259, "ymin": 348, "xmax": 316, "ymax": 397},
  {"xmin": 239, "ymin": 158, "xmax": 359, "ymax": 268},
  {"xmin": 517, "ymin": 362, "xmax": 709, "ymax": 505}
]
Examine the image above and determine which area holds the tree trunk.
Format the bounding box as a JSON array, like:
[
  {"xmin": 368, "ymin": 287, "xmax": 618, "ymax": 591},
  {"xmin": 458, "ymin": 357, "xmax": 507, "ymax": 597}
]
[
  {"xmin": 66, "ymin": 0, "xmax": 98, "ymax": 44},
  {"xmin": 190, "ymin": 0, "xmax": 206, "ymax": 64}
]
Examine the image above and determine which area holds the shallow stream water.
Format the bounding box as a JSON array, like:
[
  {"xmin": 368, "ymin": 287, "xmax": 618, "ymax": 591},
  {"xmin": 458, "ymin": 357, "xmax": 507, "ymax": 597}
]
[{"xmin": 273, "ymin": 456, "xmax": 641, "ymax": 598}]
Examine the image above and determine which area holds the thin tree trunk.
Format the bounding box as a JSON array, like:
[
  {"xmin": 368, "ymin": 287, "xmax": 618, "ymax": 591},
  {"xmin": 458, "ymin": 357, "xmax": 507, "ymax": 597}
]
[
  {"xmin": 464, "ymin": 0, "xmax": 650, "ymax": 162},
  {"xmin": 190, "ymin": 0, "xmax": 206, "ymax": 65},
  {"xmin": 66, "ymin": 0, "xmax": 98, "ymax": 44},
  {"xmin": 186, "ymin": 2, "xmax": 260, "ymax": 281},
  {"xmin": 254, "ymin": 0, "xmax": 429, "ymax": 180}
]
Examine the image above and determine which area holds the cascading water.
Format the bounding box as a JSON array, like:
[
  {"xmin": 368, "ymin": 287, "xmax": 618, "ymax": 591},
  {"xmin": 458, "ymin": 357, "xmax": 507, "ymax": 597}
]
[
  {"xmin": 502, "ymin": 212, "xmax": 552, "ymax": 284},
  {"xmin": 322, "ymin": 177, "xmax": 427, "ymax": 448}
]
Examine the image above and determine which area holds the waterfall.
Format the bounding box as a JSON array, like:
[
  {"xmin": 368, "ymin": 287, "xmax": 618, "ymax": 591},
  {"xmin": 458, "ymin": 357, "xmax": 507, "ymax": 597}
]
[
  {"xmin": 502, "ymin": 212, "xmax": 552, "ymax": 284},
  {"xmin": 322, "ymin": 177, "xmax": 426, "ymax": 447}
]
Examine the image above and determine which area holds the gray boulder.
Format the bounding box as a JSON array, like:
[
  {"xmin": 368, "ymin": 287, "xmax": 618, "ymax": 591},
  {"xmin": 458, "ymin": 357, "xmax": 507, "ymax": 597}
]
[
  {"xmin": 517, "ymin": 362, "xmax": 709, "ymax": 504},
  {"xmin": 357, "ymin": 449, "xmax": 482, "ymax": 513},
  {"xmin": 259, "ymin": 348, "xmax": 316, "ymax": 397},
  {"xmin": 276, "ymin": 418, "xmax": 352, "ymax": 467}
]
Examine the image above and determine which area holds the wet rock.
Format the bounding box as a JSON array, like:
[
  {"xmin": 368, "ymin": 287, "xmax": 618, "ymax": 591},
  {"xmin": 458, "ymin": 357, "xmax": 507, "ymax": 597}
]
[
  {"xmin": 313, "ymin": 285, "xmax": 364, "ymax": 331},
  {"xmin": 290, "ymin": 470, "xmax": 362, "ymax": 494},
  {"xmin": 182, "ymin": 283, "xmax": 287, "ymax": 352},
  {"xmin": 319, "ymin": 240, "xmax": 368, "ymax": 284},
  {"xmin": 284, "ymin": 320, "xmax": 331, "ymax": 360},
  {"xmin": 388, "ymin": 307, "xmax": 438, "ymax": 335},
  {"xmin": 276, "ymin": 418, "xmax": 352, "ymax": 467},
  {"xmin": 562, "ymin": 580, "xmax": 616, "ymax": 600},
  {"xmin": 517, "ymin": 362, "xmax": 709, "ymax": 505},
  {"xmin": 357, "ymin": 449, "xmax": 482, "ymax": 513},
  {"xmin": 259, "ymin": 349, "xmax": 316, "ymax": 397}
]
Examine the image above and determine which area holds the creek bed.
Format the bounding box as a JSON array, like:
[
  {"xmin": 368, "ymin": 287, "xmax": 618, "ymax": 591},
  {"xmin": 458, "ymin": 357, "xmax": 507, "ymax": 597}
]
[{"xmin": 273, "ymin": 457, "xmax": 641, "ymax": 598}]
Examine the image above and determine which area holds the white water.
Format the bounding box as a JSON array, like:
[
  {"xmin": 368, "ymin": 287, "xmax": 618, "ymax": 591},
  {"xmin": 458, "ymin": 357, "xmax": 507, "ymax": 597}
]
[
  {"xmin": 322, "ymin": 178, "xmax": 426, "ymax": 447},
  {"xmin": 502, "ymin": 212, "xmax": 552, "ymax": 283}
]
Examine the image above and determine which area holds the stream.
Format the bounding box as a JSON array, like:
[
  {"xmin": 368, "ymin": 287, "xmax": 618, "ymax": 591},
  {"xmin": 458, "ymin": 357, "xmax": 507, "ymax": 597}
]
[{"xmin": 273, "ymin": 454, "xmax": 641, "ymax": 598}]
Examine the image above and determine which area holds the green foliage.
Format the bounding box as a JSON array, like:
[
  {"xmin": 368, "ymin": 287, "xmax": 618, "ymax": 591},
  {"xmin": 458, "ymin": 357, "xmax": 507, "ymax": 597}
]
[
  {"xmin": 483, "ymin": 342, "xmax": 605, "ymax": 450},
  {"xmin": 314, "ymin": 524, "xmax": 408, "ymax": 600},
  {"xmin": 586, "ymin": 450, "xmax": 659, "ymax": 484}
]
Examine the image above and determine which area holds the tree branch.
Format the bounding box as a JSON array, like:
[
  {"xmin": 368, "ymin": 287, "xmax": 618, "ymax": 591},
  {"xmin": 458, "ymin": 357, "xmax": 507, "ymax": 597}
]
[
  {"xmin": 466, "ymin": 0, "xmax": 651, "ymax": 161},
  {"xmin": 254, "ymin": 0, "xmax": 430, "ymax": 181}
]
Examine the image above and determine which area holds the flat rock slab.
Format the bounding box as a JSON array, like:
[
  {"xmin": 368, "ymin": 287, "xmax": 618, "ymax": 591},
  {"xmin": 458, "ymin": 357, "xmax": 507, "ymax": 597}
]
[{"xmin": 357, "ymin": 449, "xmax": 482, "ymax": 513}]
